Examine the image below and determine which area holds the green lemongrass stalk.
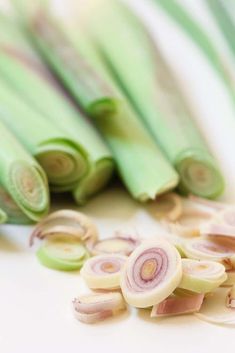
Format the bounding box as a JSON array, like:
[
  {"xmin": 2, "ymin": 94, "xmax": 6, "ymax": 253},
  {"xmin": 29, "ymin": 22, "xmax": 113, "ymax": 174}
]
[
  {"xmin": 0, "ymin": 16, "xmax": 114, "ymax": 204},
  {"xmin": 153, "ymin": 0, "xmax": 235, "ymax": 99},
  {"xmin": 0, "ymin": 120, "xmax": 49, "ymax": 222},
  {"xmin": 0, "ymin": 185, "xmax": 31, "ymax": 224},
  {"xmin": 17, "ymin": 6, "xmax": 179, "ymax": 201},
  {"xmin": 0, "ymin": 207, "xmax": 7, "ymax": 224},
  {"xmin": 25, "ymin": 10, "xmax": 119, "ymax": 119},
  {"xmin": 0, "ymin": 77, "xmax": 90, "ymax": 193},
  {"xmin": 206, "ymin": 1, "xmax": 235, "ymax": 62},
  {"xmin": 84, "ymin": 0, "xmax": 224, "ymax": 199}
]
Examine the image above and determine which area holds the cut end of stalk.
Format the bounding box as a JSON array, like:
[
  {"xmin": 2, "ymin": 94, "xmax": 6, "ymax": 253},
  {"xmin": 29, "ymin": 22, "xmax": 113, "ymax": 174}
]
[
  {"xmin": 87, "ymin": 97, "xmax": 118, "ymax": 119},
  {"xmin": 0, "ymin": 186, "xmax": 31, "ymax": 224},
  {"xmin": 176, "ymin": 154, "xmax": 224, "ymax": 199},
  {"xmin": 9, "ymin": 161, "xmax": 49, "ymax": 216},
  {"xmin": 73, "ymin": 159, "xmax": 114, "ymax": 205},
  {"xmin": 37, "ymin": 142, "xmax": 88, "ymax": 191}
]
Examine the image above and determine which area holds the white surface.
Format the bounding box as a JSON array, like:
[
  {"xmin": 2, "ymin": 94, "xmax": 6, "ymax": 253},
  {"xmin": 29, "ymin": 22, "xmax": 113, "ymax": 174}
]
[
  {"xmin": 1, "ymin": 0, "xmax": 235, "ymax": 352},
  {"xmin": 0, "ymin": 187, "xmax": 235, "ymax": 353}
]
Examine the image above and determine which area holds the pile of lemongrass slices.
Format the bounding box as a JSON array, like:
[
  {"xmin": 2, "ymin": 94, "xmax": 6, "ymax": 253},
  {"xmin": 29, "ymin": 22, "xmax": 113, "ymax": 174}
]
[{"xmin": 31, "ymin": 195, "xmax": 235, "ymax": 325}]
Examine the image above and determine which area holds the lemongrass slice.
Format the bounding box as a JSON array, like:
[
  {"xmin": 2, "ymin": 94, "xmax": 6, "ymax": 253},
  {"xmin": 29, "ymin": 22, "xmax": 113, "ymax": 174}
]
[
  {"xmin": 162, "ymin": 221, "xmax": 200, "ymax": 238},
  {"xmin": 72, "ymin": 292, "xmax": 126, "ymax": 324},
  {"xmin": 87, "ymin": 233, "xmax": 140, "ymax": 256},
  {"xmin": 154, "ymin": 192, "xmax": 183, "ymax": 221},
  {"xmin": 120, "ymin": 240, "xmax": 182, "ymax": 308},
  {"xmin": 36, "ymin": 235, "xmax": 89, "ymax": 271},
  {"xmin": 30, "ymin": 209, "xmax": 98, "ymax": 246},
  {"xmin": 181, "ymin": 237, "xmax": 235, "ymax": 269},
  {"xmin": 162, "ymin": 232, "xmax": 186, "ymax": 257},
  {"xmin": 151, "ymin": 292, "xmax": 204, "ymax": 317},
  {"xmin": 179, "ymin": 259, "xmax": 227, "ymax": 293},
  {"xmin": 201, "ymin": 207, "xmax": 235, "ymax": 240},
  {"xmin": 189, "ymin": 195, "xmax": 226, "ymax": 211},
  {"xmin": 226, "ymin": 286, "xmax": 235, "ymax": 309},
  {"xmin": 195, "ymin": 288, "xmax": 235, "ymax": 325},
  {"xmin": 223, "ymin": 270, "xmax": 235, "ymax": 286},
  {"xmin": 80, "ymin": 254, "xmax": 127, "ymax": 289}
]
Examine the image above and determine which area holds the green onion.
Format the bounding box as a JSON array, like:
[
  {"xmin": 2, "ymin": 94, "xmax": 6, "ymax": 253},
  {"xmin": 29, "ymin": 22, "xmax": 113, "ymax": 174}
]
[
  {"xmin": 85, "ymin": 0, "xmax": 224, "ymax": 199},
  {"xmin": 0, "ymin": 76, "xmax": 89, "ymax": 192},
  {"xmin": 0, "ymin": 15, "xmax": 113, "ymax": 203},
  {"xmin": 0, "ymin": 120, "xmax": 49, "ymax": 222},
  {"xmin": 20, "ymin": 8, "xmax": 179, "ymax": 201},
  {"xmin": 0, "ymin": 185, "xmax": 31, "ymax": 224}
]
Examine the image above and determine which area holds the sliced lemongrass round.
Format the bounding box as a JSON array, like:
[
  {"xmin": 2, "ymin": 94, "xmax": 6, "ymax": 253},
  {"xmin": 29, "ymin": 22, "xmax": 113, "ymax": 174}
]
[
  {"xmin": 151, "ymin": 292, "xmax": 204, "ymax": 317},
  {"xmin": 223, "ymin": 270, "xmax": 235, "ymax": 286},
  {"xmin": 182, "ymin": 237, "xmax": 235, "ymax": 269},
  {"xmin": 30, "ymin": 209, "xmax": 98, "ymax": 246},
  {"xmin": 189, "ymin": 195, "xmax": 226, "ymax": 211},
  {"xmin": 182, "ymin": 198, "xmax": 218, "ymax": 218},
  {"xmin": 80, "ymin": 254, "xmax": 127, "ymax": 289},
  {"xmin": 201, "ymin": 207, "xmax": 235, "ymax": 240},
  {"xmin": 195, "ymin": 288, "xmax": 235, "ymax": 326},
  {"xmin": 72, "ymin": 292, "xmax": 126, "ymax": 323},
  {"xmin": 0, "ymin": 185, "xmax": 31, "ymax": 224},
  {"xmin": 87, "ymin": 233, "xmax": 140, "ymax": 256},
  {"xmin": 120, "ymin": 240, "xmax": 182, "ymax": 308},
  {"xmin": 154, "ymin": 192, "xmax": 183, "ymax": 221},
  {"xmin": 179, "ymin": 259, "xmax": 227, "ymax": 293},
  {"xmin": 162, "ymin": 232, "xmax": 186, "ymax": 257},
  {"xmin": 36, "ymin": 236, "xmax": 89, "ymax": 271},
  {"xmin": 226, "ymin": 286, "xmax": 235, "ymax": 309},
  {"xmin": 163, "ymin": 220, "xmax": 200, "ymax": 238}
]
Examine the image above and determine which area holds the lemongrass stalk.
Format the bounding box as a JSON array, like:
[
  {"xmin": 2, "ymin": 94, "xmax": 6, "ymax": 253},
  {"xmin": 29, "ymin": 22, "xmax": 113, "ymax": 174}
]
[
  {"xmin": 83, "ymin": 0, "xmax": 224, "ymax": 199},
  {"xmin": 0, "ymin": 15, "xmax": 114, "ymax": 203},
  {"xmin": 0, "ymin": 184, "xmax": 31, "ymax": 224},
  {"xmin": 0, "ymin": 120, "xmax": 49, "ymax": 222},
  {"xmin": 0, "ymin": 207, "xmax": 7, "ymax": 224},
  {"xmin": 17, "ymin": 8, "xmax": 179, "ymax": 201},
  {"xmin": 0, "ymin": 77, "xmax": 89, "ymax": 192},
  {"xmin": 25, "ymin": 10, "xmax": 119, "ymax": 119},
  {"xmin": 206, "ymin": 1, "xmax": 235, "ymax": 66},
  {"xmin": 153, "ymin": 0, "xmax": 235, "ymax": 94}
]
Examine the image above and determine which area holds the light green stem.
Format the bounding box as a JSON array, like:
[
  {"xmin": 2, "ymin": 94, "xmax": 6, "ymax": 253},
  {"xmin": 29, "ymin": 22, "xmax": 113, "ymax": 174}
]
[{"xmin": 0, "ymin": 121, "xmax": 49, "ymax": 222}]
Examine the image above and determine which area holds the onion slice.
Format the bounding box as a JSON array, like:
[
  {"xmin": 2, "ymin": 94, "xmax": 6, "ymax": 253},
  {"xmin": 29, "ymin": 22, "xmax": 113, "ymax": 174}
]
[
  {"xmin": 30, "ymin": 209, "xmax": 99, "ymax": 246},
  {"xmin": 182, "ymin": 237, "xmax": 235, "ymax": 269},
  {"xmin": 87, "ymin": 232, "xmax": 140, "ymax": 256},
  {"xmin": 179, "ymin": 259, "xmax": 227, "ymax": 293},
  {"xmin": 151, "ymin": 292, "xmax": 204, "ymax": 317},
  {"xmin": 195, "ymin": 288, "xmax": 235, "ymax": 325},
  {"xmin": 80, "ymin": 254, "xmax": 127, "ymax": 289},
  {"xmin": 120, "ymin": 239, "xmax": 182, "ymax": 308},
  {"xmin": 72, "ymin": 292, "xmax": 126, "ymax": 324}
]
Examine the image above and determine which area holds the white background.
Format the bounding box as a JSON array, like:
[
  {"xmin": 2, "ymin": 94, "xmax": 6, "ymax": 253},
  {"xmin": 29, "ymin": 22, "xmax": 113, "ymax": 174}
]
[{"xmin": 1, "ymin": 0, "xmax": 235, "ymax": 352}]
